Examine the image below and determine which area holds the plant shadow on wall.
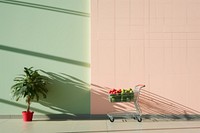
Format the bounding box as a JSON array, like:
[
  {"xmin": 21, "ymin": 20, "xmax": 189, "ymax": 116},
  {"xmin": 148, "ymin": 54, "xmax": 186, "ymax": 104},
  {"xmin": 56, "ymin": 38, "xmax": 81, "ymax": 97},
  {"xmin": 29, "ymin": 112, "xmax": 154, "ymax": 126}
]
[
  {"xmin": 38, "ymin": 71, "xmax": 90, "ymax": 119},
  {"xmin": 91, "ymin": 84, "xmax": 200, "ymax": 121}
]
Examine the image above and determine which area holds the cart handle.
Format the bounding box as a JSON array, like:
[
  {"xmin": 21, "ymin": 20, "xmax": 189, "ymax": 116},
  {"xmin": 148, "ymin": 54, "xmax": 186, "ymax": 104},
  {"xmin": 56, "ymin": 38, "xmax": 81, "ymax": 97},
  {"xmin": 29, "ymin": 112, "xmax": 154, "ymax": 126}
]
[
  {"xmin": 136, "ymin": 84, "xmax": 145, "ymax": 88},
  {"xmin": 134, "ymin": 84, "xmax": 145, "ymax": 92}
]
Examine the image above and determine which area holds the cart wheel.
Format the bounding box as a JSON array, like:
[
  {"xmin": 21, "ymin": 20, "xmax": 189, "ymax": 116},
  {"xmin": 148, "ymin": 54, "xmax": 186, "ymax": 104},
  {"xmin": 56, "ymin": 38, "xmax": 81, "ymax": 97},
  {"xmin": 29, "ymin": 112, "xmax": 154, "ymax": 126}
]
[
  {"xmin": 122, "ymin": 119, "xmax": 127, "ymax": 122},
  {"xmin": 137, "ymin": 117, "xmax": 142, "ymax": 122},
  {"xmin": 109, "ymin": 117, "xmax": 114, "ymax": 122}
]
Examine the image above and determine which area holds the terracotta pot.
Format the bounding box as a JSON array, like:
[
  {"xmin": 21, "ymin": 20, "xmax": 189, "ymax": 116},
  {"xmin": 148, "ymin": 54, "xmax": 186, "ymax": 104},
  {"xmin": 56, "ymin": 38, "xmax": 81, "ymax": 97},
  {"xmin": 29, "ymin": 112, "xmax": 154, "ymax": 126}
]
[{"xmin": 22, "ymin": 111, "xmax": 34, "ymax": 122}]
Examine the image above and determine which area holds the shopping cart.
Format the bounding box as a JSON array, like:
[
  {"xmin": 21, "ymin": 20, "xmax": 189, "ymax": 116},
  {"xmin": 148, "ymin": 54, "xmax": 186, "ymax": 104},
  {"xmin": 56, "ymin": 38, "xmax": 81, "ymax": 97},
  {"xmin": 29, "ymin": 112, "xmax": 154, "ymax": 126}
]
[{"xmin": 107, "ymin": 84, "xmax": 145, "ymax": 122}]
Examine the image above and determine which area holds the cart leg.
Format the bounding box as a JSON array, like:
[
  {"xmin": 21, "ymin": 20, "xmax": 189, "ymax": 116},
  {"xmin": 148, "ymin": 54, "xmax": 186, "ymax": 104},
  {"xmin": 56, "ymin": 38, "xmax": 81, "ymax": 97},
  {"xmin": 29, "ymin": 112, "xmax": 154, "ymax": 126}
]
[
  {"xmin": 108, "ymin": 116, "xmax": 115, "ymax": 122},
  {"xmin": 136, "ymin": 116, "xmax": 142, "ymax": 122}
]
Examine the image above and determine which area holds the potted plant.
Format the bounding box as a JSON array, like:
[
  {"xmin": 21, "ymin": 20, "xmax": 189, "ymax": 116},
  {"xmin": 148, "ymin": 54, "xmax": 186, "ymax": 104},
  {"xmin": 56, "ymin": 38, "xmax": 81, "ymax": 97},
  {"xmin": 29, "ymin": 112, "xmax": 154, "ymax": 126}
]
[{"xmin": 10, "ymin": 67, "xmax": 49, "ymax": 122}]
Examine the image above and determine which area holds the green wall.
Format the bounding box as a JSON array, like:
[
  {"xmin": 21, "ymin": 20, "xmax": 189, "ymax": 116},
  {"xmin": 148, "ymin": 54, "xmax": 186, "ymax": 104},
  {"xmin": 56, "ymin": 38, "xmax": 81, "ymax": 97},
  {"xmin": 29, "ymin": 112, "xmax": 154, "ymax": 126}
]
[{"xmin": 0, "ymin": 0, "xmax": 90, "ymax": 116}]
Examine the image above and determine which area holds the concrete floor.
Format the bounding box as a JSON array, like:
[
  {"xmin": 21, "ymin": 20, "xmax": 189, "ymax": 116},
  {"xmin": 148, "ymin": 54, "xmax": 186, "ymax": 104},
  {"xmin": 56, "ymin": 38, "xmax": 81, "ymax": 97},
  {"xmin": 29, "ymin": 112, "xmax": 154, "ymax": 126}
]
[{"xmin": 1, "ymin": 119, "xmax": 200, "ymax": 133}]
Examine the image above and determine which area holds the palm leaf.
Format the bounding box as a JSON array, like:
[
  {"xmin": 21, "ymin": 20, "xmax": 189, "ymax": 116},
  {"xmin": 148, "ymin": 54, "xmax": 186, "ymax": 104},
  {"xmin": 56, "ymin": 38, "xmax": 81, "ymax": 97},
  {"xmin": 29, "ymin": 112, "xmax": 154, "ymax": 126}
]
[{"xmin": 10, "ymin": 67, "xmax": 49, "ymax": 110}]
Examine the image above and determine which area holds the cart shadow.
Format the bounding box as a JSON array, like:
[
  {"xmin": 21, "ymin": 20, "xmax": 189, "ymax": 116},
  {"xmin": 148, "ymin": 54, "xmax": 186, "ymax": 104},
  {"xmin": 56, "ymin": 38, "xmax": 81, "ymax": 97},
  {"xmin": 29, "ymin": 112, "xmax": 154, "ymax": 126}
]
[
  {"xmin": 139, "ymin": 90, "xmax": 200, "ymax": 120},
  {"xmin": 91, "ymin": 84, "xmax": 200, "ymax": 121}
]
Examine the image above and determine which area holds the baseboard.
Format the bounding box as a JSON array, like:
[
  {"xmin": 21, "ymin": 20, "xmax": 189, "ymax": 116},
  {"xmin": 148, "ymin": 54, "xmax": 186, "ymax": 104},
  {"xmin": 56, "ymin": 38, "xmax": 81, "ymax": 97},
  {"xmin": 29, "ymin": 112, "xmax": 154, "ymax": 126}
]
[
  {"xmin": 0, "ymin": 114, "xmax": 106, "ymax": 120},
  {"xmin": 142, "ymin": 114, "xmax": 200, "ymax": 121},
  {"xmin": 1, "ymin": 114, "xmax": 200, "ymax": 121}
]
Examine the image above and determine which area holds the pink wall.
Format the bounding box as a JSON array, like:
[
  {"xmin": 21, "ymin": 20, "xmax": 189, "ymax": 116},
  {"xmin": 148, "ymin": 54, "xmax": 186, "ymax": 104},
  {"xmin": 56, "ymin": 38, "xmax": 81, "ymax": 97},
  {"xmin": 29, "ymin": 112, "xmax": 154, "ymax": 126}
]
[{"xmin": 91, "ymin": 0, "xmax": 200, "ymax": 115}]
